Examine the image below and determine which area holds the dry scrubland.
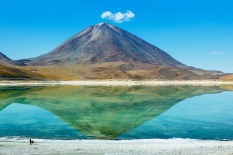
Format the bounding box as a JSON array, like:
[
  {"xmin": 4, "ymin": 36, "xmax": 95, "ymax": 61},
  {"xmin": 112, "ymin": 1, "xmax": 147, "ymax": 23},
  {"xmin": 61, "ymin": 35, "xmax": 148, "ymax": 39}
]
[
  {"xmin": 221, "ymin": 74, "xmax": 233, "ymax": 81},
  {"xmin": 1, "ymin": 62, "xmax": 231, "ymax": 81}
]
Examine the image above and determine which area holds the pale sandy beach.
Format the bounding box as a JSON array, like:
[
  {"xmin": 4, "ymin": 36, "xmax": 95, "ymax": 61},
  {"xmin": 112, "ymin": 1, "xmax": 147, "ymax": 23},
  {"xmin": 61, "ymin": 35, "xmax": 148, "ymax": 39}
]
[
  {"xmin": 1, "ymin": 139, "xmax": 233, "ymax": 155},
  {"xmin": 0, "ymin": 80, "xmax": 233, "ymax": 86}
]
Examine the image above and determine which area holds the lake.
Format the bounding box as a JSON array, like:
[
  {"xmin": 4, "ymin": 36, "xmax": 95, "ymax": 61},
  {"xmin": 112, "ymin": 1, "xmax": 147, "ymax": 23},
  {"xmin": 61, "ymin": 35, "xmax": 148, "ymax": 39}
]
[{"xmin": 0, "ymin": 85, "xmax": 233, "ymax": 140}]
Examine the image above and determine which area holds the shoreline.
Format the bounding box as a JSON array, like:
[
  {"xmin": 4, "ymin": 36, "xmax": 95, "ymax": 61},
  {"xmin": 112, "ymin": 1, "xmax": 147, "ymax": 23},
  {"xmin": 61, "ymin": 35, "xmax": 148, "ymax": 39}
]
[
  {"xmin": 1, "ymin": 139, "xmax": 233, "ymax": 155},
  {"xmin": 0, "ymin": 80, "xmax": 233, "ymax": 86}
]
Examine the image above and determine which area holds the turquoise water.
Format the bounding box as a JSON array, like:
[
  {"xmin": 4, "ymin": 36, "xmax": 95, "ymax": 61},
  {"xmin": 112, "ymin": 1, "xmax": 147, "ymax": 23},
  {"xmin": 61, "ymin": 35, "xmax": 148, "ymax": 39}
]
[
  {"xmin": 119, "ymin": 92, "xmax": 233, "ymax": 140},
  {"xmin": 0, "ymin": 86, "xmax": 233, "ymax": 140},
  {"xmin": 0, "ymin": 103, "xmax": 87, "ymax": 140}
]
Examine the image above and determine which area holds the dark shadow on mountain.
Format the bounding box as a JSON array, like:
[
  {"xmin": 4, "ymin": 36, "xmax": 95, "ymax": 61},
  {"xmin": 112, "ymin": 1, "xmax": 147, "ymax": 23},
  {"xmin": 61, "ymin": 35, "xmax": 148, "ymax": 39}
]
[{"xmin": 0, "ymin": 86, "xmax": 225, "ymax": 139}]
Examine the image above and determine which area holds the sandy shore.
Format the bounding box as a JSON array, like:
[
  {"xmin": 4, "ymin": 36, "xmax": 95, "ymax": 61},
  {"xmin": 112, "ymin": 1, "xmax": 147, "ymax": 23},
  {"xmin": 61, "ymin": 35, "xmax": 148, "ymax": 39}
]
[
  {"xmin": 0, "ymin": 139, "xmax": 233, "ymax": 155},
  {"xmin": 0, "ymin": 80, "xmax": 233, "ymax": 86}
]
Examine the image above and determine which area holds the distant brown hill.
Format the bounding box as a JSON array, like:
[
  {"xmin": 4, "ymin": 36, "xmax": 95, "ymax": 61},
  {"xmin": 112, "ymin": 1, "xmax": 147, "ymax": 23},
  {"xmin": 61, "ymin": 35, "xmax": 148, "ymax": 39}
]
[
  {"xmin": 221, "ymin": 74, "xmax": 233, "ymax": 81},
  {"xmin": 0, "ymin": 52, "xmax": 41, "ymax": 80},
  {"xmin": 0, "ymin": 64, "xmax": 42, "ymax": 80},
  {"xmin": 0, "ymin": 23, "xmax": 227, "ymax": 80},
  {"xmin": 0, "ymin": 52, "xmax": 25, "ymax": 66}
]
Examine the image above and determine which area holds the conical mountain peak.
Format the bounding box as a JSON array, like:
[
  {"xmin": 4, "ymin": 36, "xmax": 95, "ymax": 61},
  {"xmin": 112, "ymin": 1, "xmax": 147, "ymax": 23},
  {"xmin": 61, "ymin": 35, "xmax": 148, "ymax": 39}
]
[
  {"xmin": 95, "ymin": 22, "xmax": 115, "ymax": 28},
  {"xmin": 96, "ymin": 22, "xmax": 109, "ymax": 26},
  {"xmin": 0, "ymin": 23, "xmax": 224, "ymax": 80},
  {"xmin": 76, "ymin": 23, "xmax": 119, "ymax": 35},
  {"xmin": 0, "ymin": 23, "xmax": 226, "ymax": 80},
  {"xmin": 25, "ymin": 23, "xmax": 183, "ymax": 67}
]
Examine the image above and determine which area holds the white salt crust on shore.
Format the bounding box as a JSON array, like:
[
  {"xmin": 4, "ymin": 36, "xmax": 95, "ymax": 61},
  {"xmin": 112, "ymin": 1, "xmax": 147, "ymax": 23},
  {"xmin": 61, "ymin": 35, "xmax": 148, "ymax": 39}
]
[
  {"xmin": 0, "ymin": 139, "xmax": 233, "ymax": 155},
  {"xmin": 0, "ymin": 80, "xmax": 233, "ymax": 86}
]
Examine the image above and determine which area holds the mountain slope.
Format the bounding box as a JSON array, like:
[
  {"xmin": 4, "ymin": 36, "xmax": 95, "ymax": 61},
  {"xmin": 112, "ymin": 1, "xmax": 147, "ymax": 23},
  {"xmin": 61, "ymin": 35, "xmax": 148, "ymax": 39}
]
[
  {"xmin": 0, "ymin": 52, "xmax": 43, "ymax": 80},
  {"xmin": 0, "ymin": 23, "xmax": 225, "ymax": 80},
  {"xmin": 25, "ymin": 23, "xmax": 184, "ymax": 67},
  {"xmin": 221, "ymin": 74, "xmax": 233, "ymax": 81},
  {"xmin": 0, "ymin": 64, "xmax": 43, "ymax": 80},
  {"xmin": 0, "ymin": 52, "xmax": 25, "ymax": 66}
]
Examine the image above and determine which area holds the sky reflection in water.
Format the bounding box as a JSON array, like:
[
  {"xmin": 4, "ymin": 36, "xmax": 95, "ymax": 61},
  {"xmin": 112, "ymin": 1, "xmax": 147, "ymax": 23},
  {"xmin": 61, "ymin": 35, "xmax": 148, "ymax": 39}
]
[{"xmin": 0, "ymin": 86, "xmax": 232, "ymax": 140}]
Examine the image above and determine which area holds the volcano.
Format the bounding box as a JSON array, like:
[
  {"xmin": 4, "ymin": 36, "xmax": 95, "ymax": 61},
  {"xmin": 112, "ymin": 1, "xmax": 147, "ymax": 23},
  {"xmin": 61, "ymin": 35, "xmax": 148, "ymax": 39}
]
[
  {"xmin": 25, "ymin": 23, "xmax": 184, "ymax": 67},
  {"xmin": 0, "ymin": 23, "xmax": 224, "ymax": 80}
]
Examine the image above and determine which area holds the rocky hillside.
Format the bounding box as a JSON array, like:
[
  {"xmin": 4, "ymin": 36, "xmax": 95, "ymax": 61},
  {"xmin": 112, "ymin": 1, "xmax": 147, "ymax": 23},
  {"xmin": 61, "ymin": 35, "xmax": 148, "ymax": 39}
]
[
  {"xmin": 0, "ymin": 23, "xmax": 226, "ymax": 80},
  {"xmin": 0, "ymin": 52, "xmax": 25, "ymax": 66},
  {"xmin": 0, "ymin": 64, "xmax": 43, "ymax": 80},
  {"xmin": 24, "ymin": 23, "xmax": 184, "ymax": 67}
]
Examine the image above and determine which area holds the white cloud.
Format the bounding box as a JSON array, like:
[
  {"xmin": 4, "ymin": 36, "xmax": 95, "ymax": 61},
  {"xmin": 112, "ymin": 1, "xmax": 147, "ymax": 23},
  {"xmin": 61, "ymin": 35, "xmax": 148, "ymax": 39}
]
[
  {"xmin": 101, "ymin": 10, "xmax": 135, "ymax": 23},
  {"xmin": 209, "ymin": 52, "xmax": 226, "ymax": 54},
  {"xmin": 101, "ymin": 11, "xmax": 112, "ymax": 19}
]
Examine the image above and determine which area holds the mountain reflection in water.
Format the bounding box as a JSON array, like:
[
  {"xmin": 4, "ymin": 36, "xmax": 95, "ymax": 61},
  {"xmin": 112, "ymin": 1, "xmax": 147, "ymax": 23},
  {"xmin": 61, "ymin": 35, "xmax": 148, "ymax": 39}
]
[{"xmin": 0, "ymin": 86, "xmax": 227, "ymax": 139}]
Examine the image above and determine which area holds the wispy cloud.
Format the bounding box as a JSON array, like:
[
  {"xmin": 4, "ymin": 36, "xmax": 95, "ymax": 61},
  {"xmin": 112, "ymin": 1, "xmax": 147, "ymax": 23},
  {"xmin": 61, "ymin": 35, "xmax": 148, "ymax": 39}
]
[
  {"xmin": 101, "ymin": 10, "xmax": 135, "ymax": 23},
  {"xmin": 209, "ymin": 52, "xmax": 227, "ymax": 54}
]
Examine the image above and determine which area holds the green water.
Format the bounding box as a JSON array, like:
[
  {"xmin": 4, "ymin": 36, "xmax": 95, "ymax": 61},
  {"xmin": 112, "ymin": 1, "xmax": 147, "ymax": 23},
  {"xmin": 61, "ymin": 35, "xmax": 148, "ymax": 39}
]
[{"xmin": 0, "ymin": 85, "xmax": 232, "ymax": 140}]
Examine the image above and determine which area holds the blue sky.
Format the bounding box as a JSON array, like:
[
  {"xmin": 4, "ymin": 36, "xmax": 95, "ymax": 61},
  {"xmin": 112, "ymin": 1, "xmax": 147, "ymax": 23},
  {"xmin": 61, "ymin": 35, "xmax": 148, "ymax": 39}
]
[{"xmin": 0, "ymin": 0, "xmax": 233, "ymax": 73}]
